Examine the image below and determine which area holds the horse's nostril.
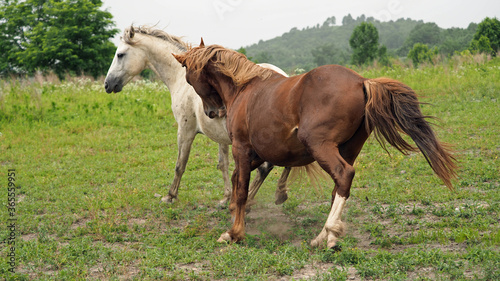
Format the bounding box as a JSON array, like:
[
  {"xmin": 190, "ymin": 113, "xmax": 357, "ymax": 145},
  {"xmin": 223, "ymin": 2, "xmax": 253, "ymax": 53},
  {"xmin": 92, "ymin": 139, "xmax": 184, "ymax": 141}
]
[{"xmin": 104, "ymin": 81, "xmax": 109, "ymax": 89}]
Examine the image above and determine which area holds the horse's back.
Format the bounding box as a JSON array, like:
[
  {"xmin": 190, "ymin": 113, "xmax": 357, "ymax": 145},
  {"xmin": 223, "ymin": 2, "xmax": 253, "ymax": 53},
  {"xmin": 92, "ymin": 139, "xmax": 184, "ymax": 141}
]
[
  {"xmin": 302, "ymin": 65, "xmax": 365, "ymax": 92},
  {"xmin": 296, "ymin": 65, "xmax": 368, "ymax": 145},
  {"xmin": 244, "ymin": 65, "xmax": 367, "ymax": 133}
]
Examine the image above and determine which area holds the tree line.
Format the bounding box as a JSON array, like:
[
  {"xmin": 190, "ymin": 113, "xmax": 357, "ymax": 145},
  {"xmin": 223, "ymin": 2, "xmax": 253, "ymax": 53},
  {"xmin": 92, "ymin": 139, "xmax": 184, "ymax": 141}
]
[
  {"xmin": 346, "ymin": 17, "xmax": 500, "ymax": 67},
  {"xmin": 244, "ymin": 14, "xmax": 500, "ymax": 72}
]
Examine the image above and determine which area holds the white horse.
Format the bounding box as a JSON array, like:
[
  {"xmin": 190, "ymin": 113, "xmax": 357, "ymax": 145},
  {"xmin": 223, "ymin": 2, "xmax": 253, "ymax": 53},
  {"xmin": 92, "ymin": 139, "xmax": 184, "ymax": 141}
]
[{"xmin": 104, "ymin": 25, "xmax": 291, "ymax": 206}]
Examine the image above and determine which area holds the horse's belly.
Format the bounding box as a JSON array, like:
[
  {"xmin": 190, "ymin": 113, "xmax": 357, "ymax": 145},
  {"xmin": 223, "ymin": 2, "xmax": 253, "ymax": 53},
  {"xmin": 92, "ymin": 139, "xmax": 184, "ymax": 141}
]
[{"xmin": 250, "ymin": 128, "xmax": 312, "ymax": 167}]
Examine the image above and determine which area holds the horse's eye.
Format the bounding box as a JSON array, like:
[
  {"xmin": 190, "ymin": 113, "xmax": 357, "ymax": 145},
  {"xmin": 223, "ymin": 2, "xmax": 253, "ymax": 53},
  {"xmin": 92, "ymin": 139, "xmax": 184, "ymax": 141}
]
[{"xmin": 117, "ymin": 53, "xmax": 125, "ymax": 59}]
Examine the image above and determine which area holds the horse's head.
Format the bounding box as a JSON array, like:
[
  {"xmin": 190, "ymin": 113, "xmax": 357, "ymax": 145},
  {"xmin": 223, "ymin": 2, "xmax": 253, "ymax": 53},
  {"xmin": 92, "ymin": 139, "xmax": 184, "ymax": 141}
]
[
  {"xmin": 104, "ymin": 26, "xmax": 148, "ymax": 93},
  {"xmin": 174, "ymin": 39, "xmax": 226, "ymax": 119}
]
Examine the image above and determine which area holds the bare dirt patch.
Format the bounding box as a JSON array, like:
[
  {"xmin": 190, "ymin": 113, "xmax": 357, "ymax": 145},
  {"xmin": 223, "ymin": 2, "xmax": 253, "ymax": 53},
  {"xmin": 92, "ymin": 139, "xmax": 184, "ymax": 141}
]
[
  {"xmin": 70, "ymin": 217, "xmax": 91, "ymax": 230},
  {"xmin": 245, "ymin": 202, "xmax": 294, "ymax": 242},
  {"xmin": 21, "ymin": 233, "xmax": 37, "ymax": 241}
]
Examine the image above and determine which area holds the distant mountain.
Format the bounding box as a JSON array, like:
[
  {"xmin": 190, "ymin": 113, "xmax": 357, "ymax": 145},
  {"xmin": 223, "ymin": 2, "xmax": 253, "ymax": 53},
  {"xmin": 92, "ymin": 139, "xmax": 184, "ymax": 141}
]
[{"xmin": 243, "ymin": 14, "xmax": 476, "ymax": 72}]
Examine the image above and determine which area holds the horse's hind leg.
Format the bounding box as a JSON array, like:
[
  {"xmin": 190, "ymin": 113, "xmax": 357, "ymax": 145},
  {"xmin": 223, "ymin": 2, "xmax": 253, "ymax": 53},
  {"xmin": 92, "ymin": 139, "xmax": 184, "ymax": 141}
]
[
  {"xmin": 247, "ymin": 162, "xmax": 274, "ymax": 207},
  {"xmin": 217, "ymin": 144, "xmax": 231, "ymax": 206},
  {"xmin": 161, "ymin": 129, "xmax": 197, "ymax": 203},
  {"xmin": 247, "ymin": 164, "xmax": 290, "ymax": 209},
  {"xmin": 304, "ymin": 142, "xmax": 355, "ymax": 249},
  {"xmin": 275, "ymin": 167, "xmax": 291, "ymax": 205}
]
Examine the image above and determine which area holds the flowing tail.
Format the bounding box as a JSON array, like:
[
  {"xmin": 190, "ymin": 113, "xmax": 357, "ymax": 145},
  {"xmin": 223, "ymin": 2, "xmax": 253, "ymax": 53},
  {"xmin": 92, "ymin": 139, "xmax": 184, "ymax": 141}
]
[
  {"xmin": 363, "ymin": 78, "xmax": 457, "ymax": 189},
  {"xmin": 290, "ymin": 162, "xmax": 329, "ymax": 194}
]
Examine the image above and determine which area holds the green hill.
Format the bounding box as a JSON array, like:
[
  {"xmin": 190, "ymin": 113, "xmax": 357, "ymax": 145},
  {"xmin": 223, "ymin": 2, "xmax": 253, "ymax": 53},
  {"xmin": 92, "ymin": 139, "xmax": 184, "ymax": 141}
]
[{"xmin": 243, "ymin": 14, "xmax": 476, "ymax": 72}]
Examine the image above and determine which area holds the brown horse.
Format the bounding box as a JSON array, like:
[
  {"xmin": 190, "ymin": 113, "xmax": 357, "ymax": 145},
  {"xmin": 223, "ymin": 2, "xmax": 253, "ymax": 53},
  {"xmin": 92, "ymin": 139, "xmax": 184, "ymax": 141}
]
[{"xmin": 173, "ymin": 40, "xmax": 457, "ymax": 248}]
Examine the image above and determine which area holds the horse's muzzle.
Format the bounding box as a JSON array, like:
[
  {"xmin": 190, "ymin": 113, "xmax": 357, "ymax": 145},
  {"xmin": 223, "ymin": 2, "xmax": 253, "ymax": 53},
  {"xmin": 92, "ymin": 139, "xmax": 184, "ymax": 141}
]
[
  {"xmin": 206, "ymin": 106, "xmax": 226, "ymax": 119},
  {"xmin": 104, "ymin": 78, "xmax": 123, "ymax": 94},
  {"xmin": 208, "ymin": 111, "xmax": 218, "ymax": 119}
]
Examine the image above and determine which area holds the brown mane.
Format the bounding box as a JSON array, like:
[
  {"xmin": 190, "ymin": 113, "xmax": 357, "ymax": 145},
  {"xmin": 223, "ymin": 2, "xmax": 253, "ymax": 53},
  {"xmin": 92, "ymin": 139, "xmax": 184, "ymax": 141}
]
[
  {"xmin": 182, "ymin": 45, "xmax": 273, "ymax": 87},
  {"xmin": 123, "ymin": 25, "xmax": 190, "ymax": 51}
]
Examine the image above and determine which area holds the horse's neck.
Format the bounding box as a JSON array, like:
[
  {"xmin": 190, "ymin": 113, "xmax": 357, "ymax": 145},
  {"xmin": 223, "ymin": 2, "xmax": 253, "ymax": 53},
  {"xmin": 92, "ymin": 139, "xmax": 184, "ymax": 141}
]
[
  {"xmin": 212, "ymin": 74, "xmax": 240, "ymax": 109},
  {"xmin": 142, "ymin": 38, "xmax": 187, "ymax": 94}
]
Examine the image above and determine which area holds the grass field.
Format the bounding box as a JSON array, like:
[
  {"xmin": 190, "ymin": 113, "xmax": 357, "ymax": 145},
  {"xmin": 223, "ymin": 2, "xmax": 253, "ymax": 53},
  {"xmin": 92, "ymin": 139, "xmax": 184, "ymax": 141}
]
[{"xmin": 1, "ymin": 55, "xmax": 499, "ymax": 280}]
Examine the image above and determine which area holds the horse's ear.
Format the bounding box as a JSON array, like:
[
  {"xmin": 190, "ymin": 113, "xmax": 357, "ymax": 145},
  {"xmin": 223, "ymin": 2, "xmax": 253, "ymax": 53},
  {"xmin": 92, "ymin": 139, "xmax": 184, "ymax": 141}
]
[
  {"xmin": 199, "ymin": 37, "xmax": 205, "ymax": 48},
  {"xmin": 129, "ymin": 25, "xmax": 135, "ymax": 38},
  {"xmin": 130, "ymin": 24, "xmax": 135, "ymax": 38},
  {"xmin": 172, "ymin": 53, "xmax": 186, "ymax": 67}
]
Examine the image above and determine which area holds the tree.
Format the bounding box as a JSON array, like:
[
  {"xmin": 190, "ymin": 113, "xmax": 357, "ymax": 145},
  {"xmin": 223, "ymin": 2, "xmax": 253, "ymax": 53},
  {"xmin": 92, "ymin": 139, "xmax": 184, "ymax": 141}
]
[
  {"xmin": 408, "ymin": 23, "xmax": 441, "ymax": 45},
  {"xmin": 236, "ymin": 47, "xmax": 247, "ymax": 56},
  {"xmin": 377, "ymin": 45, "xmax": 390, "ymax": 66},
  {"xmin": 0, "ymin": 0, "xmax": 119, "ymax": 77},
  {"xmin": 237, "ymin": 47, "xmax": 258, "ymax": 63},
  {"xmin": 439, "ymin": 26, "xmax": 476, "ymax": 56},
  {"xmin": 398, "ymin": 23, "xmax": 441, "ymax": 56},
  {"xmin": 470, "ymin": 17, "xmax": 500, "ymax": 56},
  {"xmin": 322, "ymin": 16, "xmax": 336, "ymax": 28},
  {"xmin": 311, "ymin": 43, "xmax": 349, "ymax": 66},
  {"xmin": 342, "ymin": 14, "xmax": 355, "ymax": 26},
  {"xmin": 408, "ymin": 43, "xmax": 437, "ymax": 66},
  {"xmin": 349, "ymin": 22, "xmax": 379, "ymax": 65},
  {"xmin": 469, "ymin": 35, "xmax": 494, "ymax": 55}
]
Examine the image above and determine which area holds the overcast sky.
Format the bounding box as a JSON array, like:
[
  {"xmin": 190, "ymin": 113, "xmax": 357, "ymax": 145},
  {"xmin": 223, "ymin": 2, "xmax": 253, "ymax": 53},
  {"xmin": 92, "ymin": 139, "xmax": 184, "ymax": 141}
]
[{"xmin": 102, "ymin": 0, "xmax": 499, "ymax": 49}]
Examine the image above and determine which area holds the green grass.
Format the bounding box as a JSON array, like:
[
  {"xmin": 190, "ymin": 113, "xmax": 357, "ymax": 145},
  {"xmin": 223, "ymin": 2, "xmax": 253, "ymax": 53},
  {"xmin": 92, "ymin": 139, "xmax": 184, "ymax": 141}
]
[{"xmin": 1, "ymin": 56, "xmax": 499, "ymax": 280}]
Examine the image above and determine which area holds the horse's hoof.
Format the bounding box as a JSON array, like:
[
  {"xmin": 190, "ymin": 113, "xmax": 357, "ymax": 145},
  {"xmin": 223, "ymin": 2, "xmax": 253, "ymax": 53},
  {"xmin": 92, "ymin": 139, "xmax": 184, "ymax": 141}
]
[
  {"xmin": 161, "ymin": 196, "xmax": 174, "ymax": 204},
  {"xmin": 310, "ymin": 239, "xmax": 320, "ymax": 248},
  {"xmin": 217, "ymin": 232, "xmax": 231, "ymax": 243},
  {"xmin": 275, "ymin": 192, "xmax": 288, "ymax": 205},
  {"xmin": 329, "ymin": 244, "xmax": 342, "ymax": 252}
]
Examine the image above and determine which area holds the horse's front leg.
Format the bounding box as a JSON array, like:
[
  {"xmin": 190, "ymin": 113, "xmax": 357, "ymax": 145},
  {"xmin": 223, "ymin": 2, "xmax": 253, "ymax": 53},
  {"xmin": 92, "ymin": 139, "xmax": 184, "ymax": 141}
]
[
  {"xmin": 161, "ymin": 127, "xmax": 197, "ymax": 203},
  {"xmin": 218, "ymin": 145, "xmax": 260, "ymax": 243}
]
